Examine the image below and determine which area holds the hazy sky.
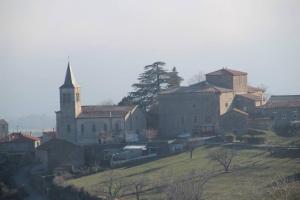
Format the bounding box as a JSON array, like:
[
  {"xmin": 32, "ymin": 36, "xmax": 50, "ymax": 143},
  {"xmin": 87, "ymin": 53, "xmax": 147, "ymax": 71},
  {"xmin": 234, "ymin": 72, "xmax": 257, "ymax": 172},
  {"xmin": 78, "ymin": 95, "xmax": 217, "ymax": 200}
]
[{"xmin": 0, "ymin": 0, "xmax": 300, "ymax": 119}]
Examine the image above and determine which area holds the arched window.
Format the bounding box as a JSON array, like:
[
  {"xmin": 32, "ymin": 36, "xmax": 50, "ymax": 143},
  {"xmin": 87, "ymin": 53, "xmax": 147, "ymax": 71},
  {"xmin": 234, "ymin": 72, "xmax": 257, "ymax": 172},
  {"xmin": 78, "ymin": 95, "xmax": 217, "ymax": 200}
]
[
  {"xmin": 67, "ymin": 124, "xmax": 71, "ymax": 132},
  {"xmin": 81, "ymin": 124, "xmax": 85, "ymax": 135}
]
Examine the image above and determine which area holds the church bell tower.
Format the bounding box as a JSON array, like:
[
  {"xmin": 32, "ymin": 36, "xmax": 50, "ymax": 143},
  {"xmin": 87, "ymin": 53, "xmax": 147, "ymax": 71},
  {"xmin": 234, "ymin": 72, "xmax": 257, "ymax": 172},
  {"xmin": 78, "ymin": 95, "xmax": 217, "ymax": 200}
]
[{"xmin": 56, "ymin": 62, "xmax": 81, "ymax": 143}]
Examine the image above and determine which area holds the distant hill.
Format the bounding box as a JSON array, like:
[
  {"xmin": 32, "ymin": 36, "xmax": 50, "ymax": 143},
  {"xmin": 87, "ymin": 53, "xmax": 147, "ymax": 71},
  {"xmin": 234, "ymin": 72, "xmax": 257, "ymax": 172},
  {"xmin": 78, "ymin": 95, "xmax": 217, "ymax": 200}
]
[{"xmin": 7, "ymin": 114, "xmax": 55, "ymax": 133}]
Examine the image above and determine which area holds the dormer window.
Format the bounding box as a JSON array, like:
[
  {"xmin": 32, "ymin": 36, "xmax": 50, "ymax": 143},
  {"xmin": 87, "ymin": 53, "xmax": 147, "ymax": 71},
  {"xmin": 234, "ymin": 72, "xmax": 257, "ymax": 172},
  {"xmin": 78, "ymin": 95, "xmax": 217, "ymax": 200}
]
[{"xmin": 76, "ymin": 93, "xmax": 80, "ymax": 102}]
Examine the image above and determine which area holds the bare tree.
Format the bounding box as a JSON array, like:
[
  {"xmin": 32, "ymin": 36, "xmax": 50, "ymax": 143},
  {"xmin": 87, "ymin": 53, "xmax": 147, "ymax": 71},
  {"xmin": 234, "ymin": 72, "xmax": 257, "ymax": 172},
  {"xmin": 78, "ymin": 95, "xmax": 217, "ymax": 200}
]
[
  {"xmin": 129, "ymin": 175, "xmax": 149, "ymax": 200},
  {"xmin": 165, "ymin": 170, "xmax": 211, "ymax": 200},
  {"xmin": 209, "ymin": 148, "xmax": 236, "ymax": 172},
  {"xmin": 257, "ymin": 84, "xmax": 271, "ymax": 102},
  {"xmin": 100, "ymin": 170, "xmax": 126, "ymax": 200},
  {"xmin": 188, "ymin": 71, "xmax": 205, "ymax": 85},
  {"xmin": 187, "ymin": 140, "xmax": 198, "ymax": 159}
]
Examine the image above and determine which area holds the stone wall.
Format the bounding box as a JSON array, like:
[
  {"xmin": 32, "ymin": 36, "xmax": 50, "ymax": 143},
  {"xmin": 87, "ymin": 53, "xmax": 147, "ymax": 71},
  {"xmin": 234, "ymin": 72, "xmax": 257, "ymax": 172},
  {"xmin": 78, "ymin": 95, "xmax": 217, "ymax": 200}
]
[
  {"xmin": 232, "ymin": 75, "xmax": 248, "ymax": 93},
  {"xmin": 219, "ymin": 92, "xmax": 235, "ymax": 115},
  {"xmin": 158, "ymin": 92, "xmax": 220, "ymax": 137},
  {"xmin": 220, "ymin": 109, "xmax": 249, "ymax": 134},
  {"xmin": 46, "ymin": 142, "xmax": 84, "ymax": 172}
]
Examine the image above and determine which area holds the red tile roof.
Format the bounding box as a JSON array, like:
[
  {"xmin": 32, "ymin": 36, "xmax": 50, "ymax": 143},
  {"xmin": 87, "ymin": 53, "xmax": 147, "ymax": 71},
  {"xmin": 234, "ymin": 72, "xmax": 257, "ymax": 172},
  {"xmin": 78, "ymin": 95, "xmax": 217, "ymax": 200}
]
[
  {"xmin": 9, "ymin": 132, "xmax": 40, "ymax": 142},
  {"xmin": 206, "ymin": 68, "xmax": 247, "ymax": 76},
  {"xmin": 78, "ymin": 105, "xmax": 136, "ymax": 118},
  {"xmin": 263, "ymin": 95, "xmax": 300, "ymax": 108},
  {"xmin": 159, "ymin": 81, "xmax": 233, "ymax": 95}
]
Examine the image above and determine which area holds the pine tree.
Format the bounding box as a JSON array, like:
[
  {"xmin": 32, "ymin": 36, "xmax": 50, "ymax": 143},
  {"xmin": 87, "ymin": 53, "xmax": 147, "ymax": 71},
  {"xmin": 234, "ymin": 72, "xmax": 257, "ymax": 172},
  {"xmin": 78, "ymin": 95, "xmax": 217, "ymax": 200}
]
[
  {"xmin": 127, "ymin": 61, "xmax": 169, "ymax": 110},
  {"xmin": 166, "ymin": 67, "xmax": 183, "ymax": 88}
]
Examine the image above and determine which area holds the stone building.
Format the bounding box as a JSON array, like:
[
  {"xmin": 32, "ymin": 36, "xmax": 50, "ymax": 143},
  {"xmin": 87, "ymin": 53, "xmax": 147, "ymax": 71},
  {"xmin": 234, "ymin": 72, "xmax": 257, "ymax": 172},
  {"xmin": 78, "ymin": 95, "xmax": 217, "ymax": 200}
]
[
  {"xmin": 36, "ymin": 138, "xmax": 84, "ymax": 172},
  {"xmin": 220, "ymin": 108, "xmax": 249, "ymax": 134},
  {"xmin": 255, "ymin": 95, "xmax": 300, "ymax": 125},
  {"xmin": 0, "ymin": 132, "xmax": 40, "ymax": 155},
  {"xmin": 0, "ymin": 119, "xmax": 8, "ymax": 139},
  {"xmin": 56, "ymin": 63, "xmax": 146, "ymax": 145},
  {"xmin": 41, "ymin": 130, "xmax": 57, "ymax": 144},
  {"xmin": 158, "ymin": 68, "xmax": 266, "ymax": 137}
]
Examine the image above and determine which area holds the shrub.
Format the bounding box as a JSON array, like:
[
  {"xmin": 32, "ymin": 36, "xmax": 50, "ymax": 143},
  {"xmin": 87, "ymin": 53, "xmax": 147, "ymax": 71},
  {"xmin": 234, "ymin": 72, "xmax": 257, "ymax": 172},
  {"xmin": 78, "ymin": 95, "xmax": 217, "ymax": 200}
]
[
  {"xmin": 273, "ymin": 123, "xmax": 296, "ymax": 137},
  {"xmin": 243, "ymin": 135, "xmax": 266, "ymax": 144},
  {"xmin": 247, "ymin": 129, "xmax": 266, "ymax": 136}
]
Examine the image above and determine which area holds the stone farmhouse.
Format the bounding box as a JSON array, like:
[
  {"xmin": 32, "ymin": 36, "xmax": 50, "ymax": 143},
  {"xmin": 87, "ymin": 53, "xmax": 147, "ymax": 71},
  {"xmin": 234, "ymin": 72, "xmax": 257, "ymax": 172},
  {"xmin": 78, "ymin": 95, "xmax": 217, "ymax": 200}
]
[
  {"xmin": 158, "ymin": 68, "xmax": 267, "ymax": 137},
  {"xmin": 36, "ymin": 138, "xmax": 84, "ymax": 172},
  {"xmin": 56, "ymin": 63, "xmax": 146, "ymax": 145}
]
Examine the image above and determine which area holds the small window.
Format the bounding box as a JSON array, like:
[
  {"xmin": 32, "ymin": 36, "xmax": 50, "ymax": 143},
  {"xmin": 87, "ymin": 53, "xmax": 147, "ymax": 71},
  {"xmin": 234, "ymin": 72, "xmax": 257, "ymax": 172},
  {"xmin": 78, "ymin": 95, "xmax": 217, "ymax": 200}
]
[
  {"xmin": 193, "ymin": 104, "xmax": 196, "ymax": 108},
  {"xmin": 92, "ymin": 124, "xmax": 96, "ymax": 132},
  {"xmin": 63, "ymin": 94, "xmax": 67, "ymax": 104},
  {"xmin": 181, "ymin": 116, "xmax": 185, "ymax": 125},
  {"xmin": 104, "ymin": 123, "xmax": 108, "ymax": 132},
  {"xmin": 81, "ymin": 124, "xmax": 85, "ymax": 135},
  {"xmin": 225, "ymin": 102, "xmax": 229, "ymax": 108},
  {"xmin": 67, "ymin": 124, "xmax": 71, "ymax": 132},
  {"xmin": 194, "ymin": 116, "xmax": 197, "ymax": 123}
]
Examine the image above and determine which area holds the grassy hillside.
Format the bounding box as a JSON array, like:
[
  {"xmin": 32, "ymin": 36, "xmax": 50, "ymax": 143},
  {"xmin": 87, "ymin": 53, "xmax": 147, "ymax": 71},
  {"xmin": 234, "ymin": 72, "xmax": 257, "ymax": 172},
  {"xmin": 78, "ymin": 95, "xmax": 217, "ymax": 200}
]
[{"xmin": 66, "ymin": 144, "xmax": 300, "ymax": 200}]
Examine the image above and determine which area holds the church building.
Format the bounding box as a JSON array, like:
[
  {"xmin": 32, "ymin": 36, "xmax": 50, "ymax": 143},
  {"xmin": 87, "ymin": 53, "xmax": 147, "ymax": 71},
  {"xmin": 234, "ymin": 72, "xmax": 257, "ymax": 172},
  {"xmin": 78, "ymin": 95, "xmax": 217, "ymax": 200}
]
[{"xmin": 56, "ymin": 63, "xmax": 146, "ymax": 145}]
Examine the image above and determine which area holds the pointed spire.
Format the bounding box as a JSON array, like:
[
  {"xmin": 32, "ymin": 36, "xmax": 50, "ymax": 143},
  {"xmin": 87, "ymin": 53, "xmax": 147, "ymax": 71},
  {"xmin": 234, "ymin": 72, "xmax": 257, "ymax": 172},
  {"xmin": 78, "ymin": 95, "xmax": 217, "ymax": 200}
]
[{"xmin": 60, "ymin": 61, "xmax": 78, "ymax": 88}]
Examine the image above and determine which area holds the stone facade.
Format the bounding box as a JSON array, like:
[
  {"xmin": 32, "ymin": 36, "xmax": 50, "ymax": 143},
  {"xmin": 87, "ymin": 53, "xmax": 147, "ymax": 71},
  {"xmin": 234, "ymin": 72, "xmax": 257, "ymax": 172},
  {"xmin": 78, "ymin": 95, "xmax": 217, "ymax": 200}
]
[
  {"xmin": 158, "ymin": 68, "xmax": 266, "ymax": 137},
  {"xmin": 220, "ymin": 108, "xmax": 249, "ymax": 134},
  {"xmin": 36, "ymin": 139, "xmax": 84, "ymax": 172},
  {"xmin": 206, "ymin": 68, "xmax": 248, "ymax": 94},
  {"xmin": 0, "ymin": 119, "xmax": 8, "ymax": 139},
  {"xmin": 56, "ymin": 63, "xmax": 146, "ymax": 145}
]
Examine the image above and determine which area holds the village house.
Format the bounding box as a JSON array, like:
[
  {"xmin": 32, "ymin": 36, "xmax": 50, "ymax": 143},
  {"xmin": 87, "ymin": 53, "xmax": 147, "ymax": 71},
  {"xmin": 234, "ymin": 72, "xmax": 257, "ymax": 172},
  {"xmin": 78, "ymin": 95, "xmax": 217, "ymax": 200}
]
[
  {"xmin": 0, "ymin": 119, "xmax": 8, "ymax": 139},
  {"xmin": 255, "ymin": 95, "xmax": 300, "ymax": 125},
  {"xmin": 56, "ymin": 63, "xmax": 147, "ymax": 145},
  {"xmin": 36, "ymin": 138, "xmax": 84, "ymax": 172},
  {"xmin": 41, "ymin": 130, "xmax": 57, "ymax": 144},
  {"xmin": 0, "ymin": 132, "xmax": 40, "ymax": 155},
  {"xmin": 158, "ymin": 68, "xmax": 266, "ymax": 137}
]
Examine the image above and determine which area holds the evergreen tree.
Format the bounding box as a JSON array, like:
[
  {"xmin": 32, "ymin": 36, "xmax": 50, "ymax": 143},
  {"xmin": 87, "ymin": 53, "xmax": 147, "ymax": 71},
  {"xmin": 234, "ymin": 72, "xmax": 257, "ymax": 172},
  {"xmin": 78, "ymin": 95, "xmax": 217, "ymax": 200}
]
[
  {"xmin": 166, "ymin": 67, "xmax": 183, "ymax": 88},
  {"xmin": 119, "ymin": 62, "xmax": 168, "ymax": 110}
]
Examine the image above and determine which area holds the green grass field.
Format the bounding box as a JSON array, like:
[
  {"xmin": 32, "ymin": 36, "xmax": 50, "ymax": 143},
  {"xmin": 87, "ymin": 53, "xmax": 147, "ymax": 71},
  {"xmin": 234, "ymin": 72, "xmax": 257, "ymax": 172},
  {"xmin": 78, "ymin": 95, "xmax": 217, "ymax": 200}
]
[{"xmin": 66, "ymin": 141, "xmax": 300, "ymax": 199}]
